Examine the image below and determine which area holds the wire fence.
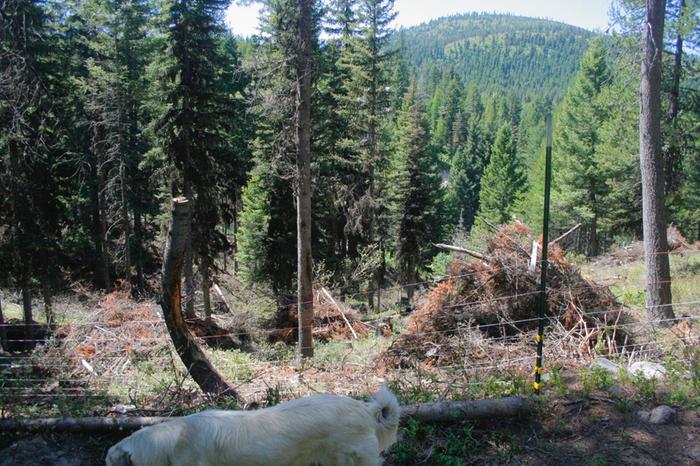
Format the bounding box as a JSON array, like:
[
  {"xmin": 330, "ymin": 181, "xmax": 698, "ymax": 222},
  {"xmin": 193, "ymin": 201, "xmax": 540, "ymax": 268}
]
[{"xmin": 0, "ymin": 249, "xmax": 698, "ymax": 415}]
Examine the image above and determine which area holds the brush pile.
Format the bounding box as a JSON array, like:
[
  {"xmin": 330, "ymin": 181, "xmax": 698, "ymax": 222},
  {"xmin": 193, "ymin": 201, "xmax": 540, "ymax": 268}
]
[
  {"xmin": 45, "ymin": 289, "xmax": 169, "ymax": 376},
  {"xmin": 270, "ymin": 287, "xmax": 368, "ymax": 343},
  {"xmin": 384, "ymin": 223, "xmax": 628, "ymax": 368}
]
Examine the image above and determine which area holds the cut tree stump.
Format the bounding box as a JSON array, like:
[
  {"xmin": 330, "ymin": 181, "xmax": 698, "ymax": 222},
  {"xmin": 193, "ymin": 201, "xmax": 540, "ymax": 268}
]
[
  {"xmin": 0, "ymin": 396, "xmax": 531, "ymax": 433},
  {"xmin": 161, "ymin": 197, "xmax": 236, "ymax": 398}
]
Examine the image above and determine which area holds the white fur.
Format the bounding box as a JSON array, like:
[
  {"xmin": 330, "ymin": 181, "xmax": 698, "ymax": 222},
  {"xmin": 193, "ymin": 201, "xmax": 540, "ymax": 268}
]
[{"xmin": 106, "ymin": 385, "xmax": 400, "ymax": 466}]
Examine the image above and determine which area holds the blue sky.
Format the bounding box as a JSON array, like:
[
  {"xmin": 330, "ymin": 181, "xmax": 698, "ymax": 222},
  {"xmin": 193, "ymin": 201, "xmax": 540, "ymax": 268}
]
[{"xmin": 225, "ymin": 0, "xmax": 614, "ymax": 37}]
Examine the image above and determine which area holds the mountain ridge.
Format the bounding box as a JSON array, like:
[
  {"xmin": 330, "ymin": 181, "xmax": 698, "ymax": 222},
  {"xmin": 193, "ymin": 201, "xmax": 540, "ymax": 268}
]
[{"xmin": 398, "ymin": 13, "xmax": 597, "ymax": 98}]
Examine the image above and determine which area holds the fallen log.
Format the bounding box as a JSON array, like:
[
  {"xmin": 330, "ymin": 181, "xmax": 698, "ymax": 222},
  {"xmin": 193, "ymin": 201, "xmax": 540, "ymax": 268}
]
[
  {"xmin": 400, "ymin": 396, "xmax": 530, "ymax": 423},
  {"xmin": 0, "ymin": 396, "xmax": 531, "ymax": 433},
  {"xmin": 0, "ymin": 417, "xmax": 169, "ymax": 433}
]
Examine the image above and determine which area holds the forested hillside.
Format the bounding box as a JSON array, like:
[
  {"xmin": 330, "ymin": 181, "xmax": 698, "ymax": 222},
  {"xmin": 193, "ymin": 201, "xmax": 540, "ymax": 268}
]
[{"xmin": 399, "ymin": 13, "xmax": 595, "ymax": 98}]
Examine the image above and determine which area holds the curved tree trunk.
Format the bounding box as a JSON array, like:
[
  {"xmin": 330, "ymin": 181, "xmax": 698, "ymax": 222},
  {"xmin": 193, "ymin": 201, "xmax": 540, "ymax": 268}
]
[
  {"xmin": 640, "ymin": 0, "xmax": 673, "ymax": 321},
  {"xmin": 161, "ymin": 197, "xmax": 236, "ymax": 398}
]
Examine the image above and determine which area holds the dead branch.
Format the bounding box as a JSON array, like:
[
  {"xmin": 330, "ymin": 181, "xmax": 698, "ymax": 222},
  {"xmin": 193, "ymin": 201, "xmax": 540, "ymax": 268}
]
[
  {"xmin": 433, "ymin": 244, "xmax": 491, "ymax": 262},
  {"xmin": 550, "ymin": 223, "xmax": 582, "ymax": 246},
  {"xmin": 321, "ymin": 287, "xmax": 358, "ymax": 339},
  {"xmin": 212, "ymin": 283, "xmax": 232, "ymax": 313}
]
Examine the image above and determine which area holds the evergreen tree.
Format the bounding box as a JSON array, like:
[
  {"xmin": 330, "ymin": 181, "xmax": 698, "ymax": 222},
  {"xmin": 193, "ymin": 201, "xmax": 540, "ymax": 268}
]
[
  {"xmin": 475, "ymin": 124, "xmax": 527, "ymax": 226},
  {"xmin": 554, "ymin": 39, "xmax": 611, "ymax": 256},
  {"xmin": 156, "ymin": 0, "xmax": 245, "ymax": 316},
  {"xmin": 392, "ymin": 84, "xmax": 444, "ymax": 300},
  {"xmin": 76, "ymin": 0, "xmax": 156, "ymax": 291},
  {"xmin": 445, "ymin": 121, "xmax": 489, "ymax": 231},
  {"xmin": 334, "ymin": 0, "xmax": 396, "ymax": 309},
  {"xmin": 0, "ymin": 0, "xmax": 62, "ymax": 328}
]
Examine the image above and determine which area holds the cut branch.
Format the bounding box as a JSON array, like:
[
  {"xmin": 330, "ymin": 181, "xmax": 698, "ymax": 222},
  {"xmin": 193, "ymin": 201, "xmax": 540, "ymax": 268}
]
[
  {"xmin": 434, "ymin": 243, "xmax": 490, "ymax": 262},
  {"xmin": 550, "ymin": 223, "xmax": 582, "ymax": 246},
  {"xmin": 212, "ymin": 283, "xmax": 232, "ymax": 313},
  {"xmin": 161, "ymin": 197, "xmax": 237, "ymax": 399},
  {"xmin": 321, "ymin": 287, "xmax": 357, "ymax": 339},
  {"xmin": 0, "ymin": 397, "xmax": 531, "ymax": 433}
]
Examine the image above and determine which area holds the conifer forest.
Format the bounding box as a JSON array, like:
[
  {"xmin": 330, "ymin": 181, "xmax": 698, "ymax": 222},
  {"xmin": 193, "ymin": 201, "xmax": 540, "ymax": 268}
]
[{"xmin": 1, "ymin": 0, "xmax": 700, "ymax": 463}]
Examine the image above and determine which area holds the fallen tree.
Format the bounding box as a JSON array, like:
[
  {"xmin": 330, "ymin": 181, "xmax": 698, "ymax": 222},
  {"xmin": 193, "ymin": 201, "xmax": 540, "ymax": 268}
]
[{"xmin": 0, "ymin": 396, "xmax": 531, "ymax": 433}]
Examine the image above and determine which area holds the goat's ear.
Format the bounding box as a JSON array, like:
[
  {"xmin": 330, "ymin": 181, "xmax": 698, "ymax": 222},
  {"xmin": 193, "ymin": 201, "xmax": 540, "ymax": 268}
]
[{"xmin": 375, "ymin": 408, "xmax": 383, "ymax": 423}]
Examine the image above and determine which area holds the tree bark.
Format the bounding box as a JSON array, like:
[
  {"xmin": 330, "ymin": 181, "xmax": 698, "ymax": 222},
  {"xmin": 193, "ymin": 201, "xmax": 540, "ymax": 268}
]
[
  {"xmin": 96, "ymin": 157, "xmax": 112, "ymax": 291},
  {"xmin": 120, "ymin": 161, "xmax": 132, "ymax": 290},
  {"xmin": 161, "ymin": 198, "xmax": 236, "ymax": 398},
  {"xmin": 0, "ymin": 294, "xmax": 7, "ymax": 352},
  {"xmin": 401, "ymin": 396, "xmax": 530, "ymax": 423},
  {"xmin": 296, "ymin": 0, "xmax": 314, "ymax": 358},
  {"xmin": 133, "ymin": 207, "xmax": 145, "ymax": 291},
  {"xmin": 21, "ymin": 286, "xmax": 33, "ymax": 343},
  {"xmin": 590, "ymin": 211, "xmax": 599, "ymax": 257},
  {"xmin": 41, "ymin": 278, "xmax": 53, "ymax": 328},
  {"xmin": 183, "ymin": 238, "xmax": 196, "ymax": 319},
  {"xmin": 640, "ymin": 0, "xmax": 674, "ymax": 321},
  {"xmin": 201, "ymin": 257, "xmax": 212, "ymax": 320},
  {"xmin": 0, "ymin": 396, "xmax": 531, "ymax": 433}
]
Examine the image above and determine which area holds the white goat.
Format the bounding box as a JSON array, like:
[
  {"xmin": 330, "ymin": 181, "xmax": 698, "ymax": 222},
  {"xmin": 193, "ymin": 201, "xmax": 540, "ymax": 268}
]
[{"xmin": 106, "ymin": 385, "xmax": 400, "ymax": 466}]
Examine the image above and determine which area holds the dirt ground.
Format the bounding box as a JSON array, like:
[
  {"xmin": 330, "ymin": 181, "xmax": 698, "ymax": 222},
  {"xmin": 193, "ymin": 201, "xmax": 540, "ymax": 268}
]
[{"xmin": 1, "ymin": 393, "xmax": 699, "ymax": 465}]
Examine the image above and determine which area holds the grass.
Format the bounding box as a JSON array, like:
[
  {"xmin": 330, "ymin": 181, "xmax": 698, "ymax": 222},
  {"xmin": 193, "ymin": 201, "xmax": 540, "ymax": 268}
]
[{"xmin": 586, "ymin": 254, "xmax": 700, "ymax": 311}]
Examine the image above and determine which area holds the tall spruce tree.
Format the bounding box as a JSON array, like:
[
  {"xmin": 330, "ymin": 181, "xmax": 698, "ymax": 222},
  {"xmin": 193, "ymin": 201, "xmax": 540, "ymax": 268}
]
[
  {"xmin": 77, "ymin": 0, "xmax": 155, "ymax": 292},
  {"xmin": 392, "ymin": 84, "xmax": 444, "ymax": 300},
  {"xmin": 335, "ymin": 0, "xmax": 396, "ymax": 309},
  {"xmin": 0, "ymin": 0, "xmax": 62, "ymax": 331},
  {"xmin": 158, "ymin": 0, "xmax": 242, "ymax": 317},
  {"xmin": 475, "ymin": 123, "xmax": 527, "ymax": 226},
  {"xmin": 554, "ymin": 39, "xmax": 611, "ymax": 256}
]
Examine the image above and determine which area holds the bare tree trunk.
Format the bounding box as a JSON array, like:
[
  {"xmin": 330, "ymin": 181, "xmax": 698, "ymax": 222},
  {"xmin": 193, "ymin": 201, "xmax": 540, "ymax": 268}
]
[
  {"xmin": 22, "ymin": 286, "xmax": 33, "ymax": 344},
  {"xmin": 120, "ymin": 162, "xmax": 132, "ymax": 290},
  {"xmin": 133, "ymin": 207, "xmax": 145, "ymax": 291},
  {"xmin": 0, "ymin": 294, "xmax": 7, "ymax": 352},
  {"xmin": 201, "ymin": 257, "xmax": 212, "ymax": 321},
  {"xmin": 590, "ymin": 211, "xmax": 599, "ymax": 257},
  {"xmin": 97, "ymin": 160, "xmax": 112, "ymax": 291},
  {"xmin": 0, "ymin": 396, "xmax": 531, "ymax": 433},
  {"xmin": 183, "ymin": 238, "xmax": 196, "ymax": 319},
  {"xmin": 161, "ymin": 198, "xmax": 236, "ymax": 398},
  {"xmin": 296, "ymin": 0, "xmax": 314, "ymax": 358},
  {"xmin": 640, "ymin": 0, "xmax": 674, "ymax": 321},
  {"xmin": 41, "ymin": 278, "xmax": 53, "ymax": 328}
]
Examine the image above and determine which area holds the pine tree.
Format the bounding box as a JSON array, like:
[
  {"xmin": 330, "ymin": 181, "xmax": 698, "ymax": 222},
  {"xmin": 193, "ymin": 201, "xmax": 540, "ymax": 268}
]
[
  {"xmin": 157, "ymin": 0, "xmax": 242, "ymax": 317},
  {"xmin": 554, "ymin": 39, "xmax": 611, "ymax": 256},
  {"xmin": 392, "ymin": 84, "xmax": 444, "ymax": 300},
  {"xmin": 335, "ymin": 0, "xmax": 397, "ymax": 309},
  {"xmin": 76, "ymin": 0, "xmax": 155, "ymax": 291},
  {"xmin": 475, "ymin": 124, "xmax": 527, "ymax": 226},
  {"xmin": 640, "ymin": 0, "xmax": 673, "ymax": 320},
  {"xmin": 0, "ymin": 0, "xmax": 62, "ymax": 330}
]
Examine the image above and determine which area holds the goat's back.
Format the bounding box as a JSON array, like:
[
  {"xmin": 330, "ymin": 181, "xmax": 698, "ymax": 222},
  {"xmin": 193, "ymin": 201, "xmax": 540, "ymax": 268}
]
[{"xmin": 106, "ymin": 394, "xmax": 383, "ymax": 466}]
